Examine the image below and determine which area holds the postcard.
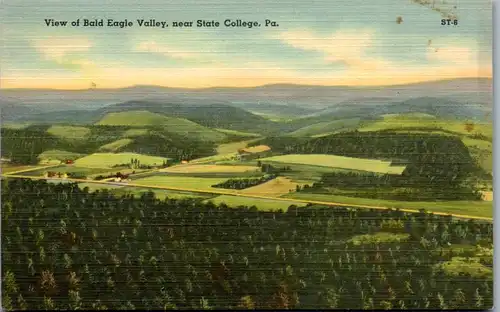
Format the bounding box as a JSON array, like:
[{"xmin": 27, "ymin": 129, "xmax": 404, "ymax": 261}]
[{"xmin": 1, "ymin": 0, "xmax": 493, "ymax": 310}]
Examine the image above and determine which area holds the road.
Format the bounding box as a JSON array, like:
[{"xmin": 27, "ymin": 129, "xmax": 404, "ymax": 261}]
[{"xmin": 2, "ymin": 173, "xmax": 493, "ymax": 222}]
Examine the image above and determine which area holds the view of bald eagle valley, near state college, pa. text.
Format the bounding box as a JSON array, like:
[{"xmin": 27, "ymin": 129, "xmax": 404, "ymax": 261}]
[{"xmin": 0, "ymin": 0, "xmax": 494, "ymax": 310}]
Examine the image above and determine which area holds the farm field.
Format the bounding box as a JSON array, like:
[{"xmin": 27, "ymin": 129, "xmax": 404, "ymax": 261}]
[
  {"xmin": 358, "ymin": 114, "xmax": 493, "ymax": 139},
  {"xmin": 47, "ymin": 125, "xmax": 91, "ymax": 140},
  {"xmin": 240, "ymin": 176, "xmax": 304, "ymax": 197},
  {"xmin": 285, "ymin": 193, "xmax": 493, "ymax": 219},
  {"xmin": 96, "ymin": 111, "xmax": 227, "ymax": 142},
  {"xmin": 160, "ymin": 164, "xmax": 260, "ymax": 174},
  {"xmin": 123, "ymin": 128, "xmax": 149, "ymax": 137},
  {"xmin": 1, "ymin": 164, "xmax": 38, "ymax": 174},
  {"xmin": 214, "ymin": 128, "xmax": 261, "ymax": 137},
  {"xmin": 78, "ymin": 183, "xmax": 213, "ymax": 200},
  {"xmin": 98, "ymin": 138, "xmax": 133, "ymax": 152},
  {"xmin": 206, "ymin": 195, "xmax": 302, "ymax": 211},
  {"xmin": 189, "ymin": 152, "xmax": 239, "ymax": 164},
  {"xmin": 113, "ymin": 187, "xmax": 213, "ymax": 200},
  {"xmin": 241, "ymin": 144, "xmax": 271, "ymax": 154},
  {"xmin": 288, "ymin": 118, "xmax": 363, "ymax": 137},
  {"xmin": 216, "ymin": 138, "xmax": 261, "ymax": 154},
  {"xmin": 132, "ymin": 175, "xmax": 234, "ymax": 193},
  {"xmin": 21, "ymin": 165, "xmax": 111, "ymax": 177},
  {"xmin": 37, "ymin": 149, "xmax": 84, "ymax": 163},
  {"xmin": 74, "ymin": 152, "xmax": 170, "ymax": 168},
  {"xmin": 260, "ymin": 154, "xmax": 407, "ymax": 175}
]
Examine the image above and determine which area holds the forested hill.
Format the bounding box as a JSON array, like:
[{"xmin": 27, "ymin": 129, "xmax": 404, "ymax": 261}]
[
  {"xmin": 250, "ymin": 131, "xmax": 483, "ymax": 202},
  {"xmin": 1, "ymin": 179, "xmax": 493, "ymax": 310},
  {"xmin": 251, "ymin": 131, "xmax": 479, "ymax": 182},
  {"xmin": 0, "ymin": 125, "xmax": 217, "ymax": 164}
]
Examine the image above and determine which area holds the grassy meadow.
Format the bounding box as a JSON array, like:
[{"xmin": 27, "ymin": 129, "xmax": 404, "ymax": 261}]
[
  {"xmin": 260, "ymin": 154, "xmax": 407, "ymax": 175},
  {"xmin": 74, "ymin": 152, "xmax": 170, "ymax": 168}
]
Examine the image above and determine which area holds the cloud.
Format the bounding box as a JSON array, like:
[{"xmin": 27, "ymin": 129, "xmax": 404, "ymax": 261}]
[
  {"xmin": 3, "ymin": 32, "xmax": 490, "ymax": 89},
  {"xmin": 278, "ymin": 29, "xmax": 392, "ymax": 71},
  {"xmin": 33, "ymin": 37, "xmax": 92, "ymax": 61},
  {"xmin": 426, "ymin": 45, "xmax": 476, "ymax": 65},
  {"xmin": 32, "ymin": 37, "xmax": 95, "ymax": 71},
  {"xmin": 135, "ymin": 41, "xmax": 201, "ymax": 60}
]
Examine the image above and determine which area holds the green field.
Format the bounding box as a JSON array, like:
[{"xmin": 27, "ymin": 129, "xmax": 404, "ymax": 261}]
[
  {"xmin": 285, "ymin": 192, "xmax": 493, "ymax": 218},
  {"xmin": 96, "ymin": 111, "xmax": 227, "ymax": 142},
  {"xmin": 74, "ymin": 152, "xmax": 170, "ymax": 168},
  {"xmin": 206, "ymin": 195, "xmax": 302, "ymax": 211},
  {"xmin": 47, "ymin": 125, "xmax": 91, "ymax": 140},
  {"xmin": 132, "ymin": 175, "xmax": 231, "ymax": 193},
  {"xmin": 123, "ymin": 128, "xmax": 149, "ymax": 137},
  {"xmin": 358, "ymin": 114, "xmax": 493, "ymax": 139},
  {"xmin": 77, "ymin": 183, "xmax": 213, "ymax": 200},
  {"xmin": 288, "ymin": 118, "xmax": 363, "ymax": 137},
  {"xmin": 214, "ymin": 128, "xmax": 261, "ymax": 137},
  {"xmin": 189, "ymin": 152, "xmax": 239, "ymax": 164},
  {"xmin": 462, "ymin": 137, "xmax": 493, "ymax": 174},
  {"xmin": 22, "ymin": 165, "xmax": 111, "ymax": 177},
  {"xmin": 260, "ymin": 154, "xmax": 407, "ymax": 175},
  {"xmin": 37, "ymin": 149, "xmax": 84, "ymax": 163},
  {"xmin": 98, "ymin": 138, "xmax": 133, "ymax": 152}
]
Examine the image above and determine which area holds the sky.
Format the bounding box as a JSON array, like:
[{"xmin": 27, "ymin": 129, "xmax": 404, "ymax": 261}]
[{"xmin": 0, "ymin": 0, "xmax": 492, "ymax": 89}]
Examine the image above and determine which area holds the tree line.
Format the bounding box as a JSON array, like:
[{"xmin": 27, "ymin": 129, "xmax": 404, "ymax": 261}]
[
  {"xmin": 212, "ymin": 174, "xmax": 277, "ymax": 190},
  {"xmin": 250, "ymin": 131, "xmax": 482, "ymax": 200},
  {"xmin": 1, "ymin": 179, "xmax": 493, "ymax": 310},
  {"xmin": 1, "ymin": 125, "xmax": 219, "ymax": 164}
]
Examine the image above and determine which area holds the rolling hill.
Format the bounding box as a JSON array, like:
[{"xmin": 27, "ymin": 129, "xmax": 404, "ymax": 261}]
[
  {"xmin": 96, "ymin": 110, "xmax": 227, "ymax": 142},
  {"xmin": 2, "ymin": 78, "xmax": 491, "ymax": 125}
]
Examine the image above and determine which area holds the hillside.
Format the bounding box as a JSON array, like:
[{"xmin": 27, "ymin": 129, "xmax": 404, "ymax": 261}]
[
  {"xmin": 96, "ymin": 111, "xmax": 227, "ymax": 142},
  {"xmin": 1, "ymin": 124, "xmax": 219, "ymax": 164},
  {"xmin": 287, "ymin": 118, "xmax": 363, "ymax": 137},
  {"xmin": 2, "ymin": 178, "xmax": 494, "ymax": 310},
  {"xmin": 2, "ymin": 77, "xmax": 491, "ymax": 112},
  {"xmin": 95, "ymin": 101, "xmax": 279, "ymax": 134},
  {"xmin": 3, "ymin": 78, "xmax": 490, "ymax": 126}
]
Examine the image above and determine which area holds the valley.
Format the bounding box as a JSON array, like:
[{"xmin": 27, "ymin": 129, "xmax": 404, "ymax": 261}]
[
  {"xmin": 0, "ymin": 78, "xmax": 494, "ymax": 310},
  {"xmin": 1, "ymin": 81, "xmax": 493, "ymax": 220}
]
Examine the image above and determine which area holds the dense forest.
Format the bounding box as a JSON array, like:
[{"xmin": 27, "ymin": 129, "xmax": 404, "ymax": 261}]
[
  {"xmin": 251, "ymin": 131, "xmax": 482, "ymax": 200},
  {"xmin": 2, "ymin": 179, "xmax": 493, "ymax": 310},
  {"xmin": 212, "ymin": 174, "xmax": 277, "ymax": 190},
  {"xmin": 0, "ymin": 125, "xmax": 218, "ymax": 164},
  {"xmin": 303, "ymin": 171, "xmax": 483, "ymax": 201}
]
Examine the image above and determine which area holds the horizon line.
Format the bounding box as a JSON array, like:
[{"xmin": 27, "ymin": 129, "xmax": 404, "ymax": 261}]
[{"xmin": 0, "ymin": 77, "xmax": 492, "ymax": 91}]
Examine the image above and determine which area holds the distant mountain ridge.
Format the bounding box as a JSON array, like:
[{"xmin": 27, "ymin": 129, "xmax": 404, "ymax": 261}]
[{"xmin": 1, "ymin": 78, "xmax": 492, "ymax": 128}]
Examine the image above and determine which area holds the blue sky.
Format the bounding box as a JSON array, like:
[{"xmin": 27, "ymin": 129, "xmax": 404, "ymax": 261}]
[{"xmin": 1, "ymin": 0, "xmax": 492, "ymax": 89}]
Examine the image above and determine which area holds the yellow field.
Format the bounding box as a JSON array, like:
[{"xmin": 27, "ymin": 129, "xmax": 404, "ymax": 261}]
[
  {"xmin": 74, "ymin": 153, "xmax": 170, "ymax": 168},
  {"xmin": 160, "ymin": 164, "xmax": 259, "ymax": 174},
  {"xmin": 132, "ymin": 176, "xmax": 233, "ymax": 193},
  {"xmin": 261, "ymin": 154, "xmax": 406, "ymax": 175},
  {"xmin": 240, "ymin": 177, "xmax": 302, "ymax": 197},
  {"xmin": 481, "ymin": 191, "xmax": 493, "ymax": 201},
  {"xmin": 1, "ymin": 165, "xmax": 37, "ymax": 174},
  {"xmin": 188, "ymin": 152, "xmax": 239, "ymax": 164},
  {"xmin": 216, "ymin": 139, "xmax": 261, "ymax": 154},
  {"xmin": 241, "ymin": 145, "xmax": 271, "ymax": 154}
]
